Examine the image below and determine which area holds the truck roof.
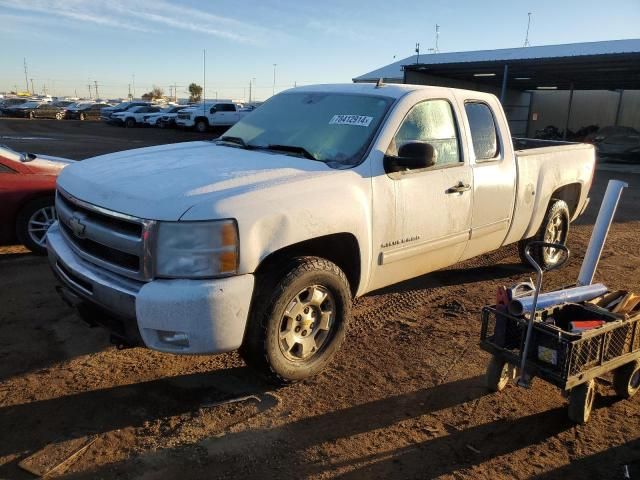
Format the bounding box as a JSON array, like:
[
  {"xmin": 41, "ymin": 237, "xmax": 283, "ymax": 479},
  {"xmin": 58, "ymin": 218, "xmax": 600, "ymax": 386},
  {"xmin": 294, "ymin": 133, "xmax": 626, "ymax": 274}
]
[{"xmin": 289, "ymin": 82, "xmax": 497, "ymax": 101}]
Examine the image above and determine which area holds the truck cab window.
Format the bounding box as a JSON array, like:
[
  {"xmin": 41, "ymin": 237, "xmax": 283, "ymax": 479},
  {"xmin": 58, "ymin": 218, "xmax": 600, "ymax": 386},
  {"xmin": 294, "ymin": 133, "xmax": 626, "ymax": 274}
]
[
  {"xmin": 389, "ymin": 99, "xmax": 460, "ymax": 168},
  {"xmin": 465, "ymin": 102, "xmax": 499, "ymax": 161}
]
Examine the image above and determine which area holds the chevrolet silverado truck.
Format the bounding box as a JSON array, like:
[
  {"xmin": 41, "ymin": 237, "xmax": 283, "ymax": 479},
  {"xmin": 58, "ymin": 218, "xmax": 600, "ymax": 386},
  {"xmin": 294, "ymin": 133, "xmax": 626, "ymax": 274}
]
[
  {"xmin": 47, "ymin": 83, "xmax": 595, "ymax": 382},
  {"xmin": 175, "ymin": 101, "xmax": 248, "ymax": 132}
]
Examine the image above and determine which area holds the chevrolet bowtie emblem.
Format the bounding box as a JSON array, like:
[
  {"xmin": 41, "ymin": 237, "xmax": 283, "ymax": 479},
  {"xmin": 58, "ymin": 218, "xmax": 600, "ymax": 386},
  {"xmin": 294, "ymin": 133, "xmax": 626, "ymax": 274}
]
[{"xmin": 68, "ymin": 215, "xmax": 86, "ymax": 238}]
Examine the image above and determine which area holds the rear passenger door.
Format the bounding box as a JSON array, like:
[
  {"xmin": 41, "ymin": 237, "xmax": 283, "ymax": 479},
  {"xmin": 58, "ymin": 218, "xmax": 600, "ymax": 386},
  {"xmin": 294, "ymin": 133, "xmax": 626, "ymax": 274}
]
[{"xmin": 459, "ymin": 99, "xmax": 516, "ymax": 261}]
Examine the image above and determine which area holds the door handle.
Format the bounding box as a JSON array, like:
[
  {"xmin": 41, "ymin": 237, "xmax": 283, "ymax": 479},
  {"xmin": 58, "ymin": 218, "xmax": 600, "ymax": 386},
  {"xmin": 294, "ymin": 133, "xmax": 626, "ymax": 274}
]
[{"xmin": 446, "ymin": 182, "xmax": 471, "ymax": 194}]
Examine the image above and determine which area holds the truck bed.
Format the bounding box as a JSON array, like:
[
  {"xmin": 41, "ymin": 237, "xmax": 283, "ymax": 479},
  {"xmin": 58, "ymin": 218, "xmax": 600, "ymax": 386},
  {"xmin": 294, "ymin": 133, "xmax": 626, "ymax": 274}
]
[{"xmin": 503, "ymin": 139, "xmax": 596, "ymax": 246}]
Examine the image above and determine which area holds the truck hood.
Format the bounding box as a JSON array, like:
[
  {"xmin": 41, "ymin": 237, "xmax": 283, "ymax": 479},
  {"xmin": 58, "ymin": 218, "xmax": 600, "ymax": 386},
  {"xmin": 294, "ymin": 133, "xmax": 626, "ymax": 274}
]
[{"xmin": 57, "ymin": 141, "xmax": 340, "ymax": 221}]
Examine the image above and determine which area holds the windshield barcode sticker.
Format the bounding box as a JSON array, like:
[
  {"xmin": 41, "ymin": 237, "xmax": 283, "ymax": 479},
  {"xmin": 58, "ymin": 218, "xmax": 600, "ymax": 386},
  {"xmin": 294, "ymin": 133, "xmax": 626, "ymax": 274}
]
[{"xmin": 329, "ymin": 115, "xmax": 373, "ymax": 127}]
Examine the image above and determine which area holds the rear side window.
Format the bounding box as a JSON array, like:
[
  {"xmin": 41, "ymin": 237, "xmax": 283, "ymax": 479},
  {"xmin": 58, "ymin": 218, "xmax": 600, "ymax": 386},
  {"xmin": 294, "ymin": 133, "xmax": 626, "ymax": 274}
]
[
  {"xmin": 465, "ymin": 102, "xmax": 499, "ymax": 161},
  {"xmin": 219, "ymin": 104, "xmax": 236, "ymax": 112}
]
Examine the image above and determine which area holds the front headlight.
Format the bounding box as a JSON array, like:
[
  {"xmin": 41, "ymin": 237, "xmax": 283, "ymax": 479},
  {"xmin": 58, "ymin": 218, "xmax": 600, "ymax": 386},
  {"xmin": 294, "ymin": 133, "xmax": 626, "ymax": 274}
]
[{"xmin": 156, "ymin": 220, "xmax": 239, "ymax": 278}]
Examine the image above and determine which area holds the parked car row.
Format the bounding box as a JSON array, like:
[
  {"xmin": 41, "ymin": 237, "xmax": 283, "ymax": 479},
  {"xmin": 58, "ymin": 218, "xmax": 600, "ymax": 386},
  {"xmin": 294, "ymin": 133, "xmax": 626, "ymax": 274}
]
[
  {"xmin": 100, "ymin": 100, "xmax": 258, "ymax": 131},
  {"xmin": 0, "ymin": 99, "xmax": 115, "ymax": 121}
]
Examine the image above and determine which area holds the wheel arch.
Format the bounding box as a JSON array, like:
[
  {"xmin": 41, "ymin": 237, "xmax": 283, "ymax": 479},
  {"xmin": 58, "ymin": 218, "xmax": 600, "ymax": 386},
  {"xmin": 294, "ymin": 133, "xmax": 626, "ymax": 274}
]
[
  {"xmin": 254, "ymin": 233, "xmax": 361, "ymax": 297},
  {"xmin": 550, "ymin": 182, "xmax": 582, "ymax": 219}
]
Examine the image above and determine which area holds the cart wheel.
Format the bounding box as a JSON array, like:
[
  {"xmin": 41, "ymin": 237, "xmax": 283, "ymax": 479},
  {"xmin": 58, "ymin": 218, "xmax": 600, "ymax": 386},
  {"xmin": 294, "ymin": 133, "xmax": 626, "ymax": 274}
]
[
  {"xmin": 613, "ymin": 361, "xmax": 640, "ymax": 399},
  {"xmin": 568, "ymin": 379, "xmax": 596, "ymax": 424},
  {"xmin": 486, "ymin": 356, "xmax": 510, "ymax": 392}
]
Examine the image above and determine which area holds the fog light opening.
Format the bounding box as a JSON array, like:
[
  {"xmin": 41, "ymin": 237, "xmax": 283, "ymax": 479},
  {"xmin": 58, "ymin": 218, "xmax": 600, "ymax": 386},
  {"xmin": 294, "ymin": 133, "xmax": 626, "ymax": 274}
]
[{"xmin": 157, "ymin": 330, "xmax": 190, "ymax": 348}]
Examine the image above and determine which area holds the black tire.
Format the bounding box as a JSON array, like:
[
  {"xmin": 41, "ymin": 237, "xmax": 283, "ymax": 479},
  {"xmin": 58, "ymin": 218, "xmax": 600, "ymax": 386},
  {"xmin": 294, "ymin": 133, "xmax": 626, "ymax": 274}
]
[
  {"xmin": 195, "ymin": 119, "xmax": 208, "ymax": 133},
  {"xmin": 518, "ymin": 199, "xmax": 570, "ymax": 270},
  {"xmin": 240, "ymin": 256, "xmax": 352, "ymax": 384},
  {"xmin": 159, "ymin": 120, "xmax": 166, "ymax": 129},
  {"xmin": 568, "ymin": 379, "xmax": 596, "ymax": 424},
  {"xmin": 16, "ymin": 196, "xmax": 56, "ymax": 255},
  {"xmin": 613, "ymin": 361, "xmax": 640, "ymax": 399},
  {"xmin": 79, "ymin": 112, "xmax": 86, "ymax": 121},
  {"xmin": 125, "ymin": 117, "xmax": 136, "ymax": 128},
  {"xmin": 28, "ymin": 111, "xmax": 34, "ymax": 119},
  {"xmin": 486, "ymin": 356, "xmax": 510, "ymax": 392}
]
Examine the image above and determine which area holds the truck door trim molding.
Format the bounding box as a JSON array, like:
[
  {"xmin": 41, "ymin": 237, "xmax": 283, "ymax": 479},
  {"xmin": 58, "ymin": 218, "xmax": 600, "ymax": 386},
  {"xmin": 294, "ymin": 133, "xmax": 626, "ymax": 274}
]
[
  {"xmin": 379, "ymin": 230, "xmax": 469, "ymax": 265},
  {"xmin": 470, "ymin": 219, "xmax": 510, "ymax": 240}
]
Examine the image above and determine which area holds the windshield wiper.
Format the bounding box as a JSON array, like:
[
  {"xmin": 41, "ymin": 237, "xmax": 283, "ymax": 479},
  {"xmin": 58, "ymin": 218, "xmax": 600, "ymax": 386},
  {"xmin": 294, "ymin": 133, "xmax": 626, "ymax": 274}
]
[
  {"xmin": 264, "ymin": 144, "xmax": 318, "ymax": 161},
  {"xmin": 217, "ymin": 136, "xmax": 250, "ymax": 148}
]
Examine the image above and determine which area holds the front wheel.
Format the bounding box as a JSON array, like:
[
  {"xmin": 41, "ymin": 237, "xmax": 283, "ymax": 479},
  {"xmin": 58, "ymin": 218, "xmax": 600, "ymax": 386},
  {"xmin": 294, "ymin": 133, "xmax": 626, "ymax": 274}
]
[
  {"xmin": 486, "ymin": 356, "xmax": 511, "ymax": 392},
  {"xmin": 125, "ymin": 118, "xmax": 136, "ymax": 128},
  {"xmin": 568, "ymin": 379, "xmax": 596, "ymax": 424},
  {"xmin": 55, "ymin": 112, "xmax": 63, "ymax": 120},
  {"xmin": 518, "ymin": 199, "xmax": 570, "ymax": 270},
  {"xmin": 79, "ymin": 112, "xmax": 86, "ymax": 121},
  {"xmin": 28, "ymin": 111, "xmax": 34, "ymax": 119},
  {"xmin": 195, "ymin": 119, "xmax": 208, "ymax": 133},
  {"xmin": 240, "ymin": 257, "xmax": 352, "ymax": 384}
]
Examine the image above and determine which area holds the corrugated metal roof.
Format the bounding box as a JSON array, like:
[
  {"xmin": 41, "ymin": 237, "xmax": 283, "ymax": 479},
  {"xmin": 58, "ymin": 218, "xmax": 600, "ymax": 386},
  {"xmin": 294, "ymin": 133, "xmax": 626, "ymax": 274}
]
[{"xmin": 353, "ymin": 38, "xmax": 640, "ymax": 82}]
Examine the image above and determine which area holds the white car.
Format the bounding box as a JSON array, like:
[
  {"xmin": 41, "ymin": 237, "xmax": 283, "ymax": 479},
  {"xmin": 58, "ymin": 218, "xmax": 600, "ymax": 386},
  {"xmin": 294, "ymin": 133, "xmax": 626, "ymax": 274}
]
[
  {"xmin": 175, "ymin": 101, "xmax": 249, "ymax": 132},
  {"xmin": 143, "ymin": 105, "xmax": 187, "ymax": 128},
  {"xmin": 48, "ymin": 83, "xmax": 595, "ymax": 382},
  {"xmin": 110, "ymin": 105, "xmax": 163, "ymax": 127}
]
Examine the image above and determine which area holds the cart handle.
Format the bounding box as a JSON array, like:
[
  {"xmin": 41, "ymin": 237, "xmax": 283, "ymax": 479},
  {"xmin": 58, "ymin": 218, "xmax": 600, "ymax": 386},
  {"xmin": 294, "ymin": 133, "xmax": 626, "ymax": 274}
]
[{"xmin": 518, "ymin": 241, "xmax": 569, "ymax": 388}]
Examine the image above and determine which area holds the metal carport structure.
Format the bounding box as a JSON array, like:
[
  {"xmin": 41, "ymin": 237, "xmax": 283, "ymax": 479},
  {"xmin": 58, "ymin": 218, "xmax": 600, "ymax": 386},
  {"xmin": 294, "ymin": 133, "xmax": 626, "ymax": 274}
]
[{"xmin": 354, "ymin": 39, "xmax": 640, "ymax": 137}]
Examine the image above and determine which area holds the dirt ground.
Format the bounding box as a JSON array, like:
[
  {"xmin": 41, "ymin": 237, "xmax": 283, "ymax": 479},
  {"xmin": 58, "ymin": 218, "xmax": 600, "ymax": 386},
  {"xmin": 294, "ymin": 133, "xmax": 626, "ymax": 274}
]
[{"xmin": 0, "ymin": 118, "xmax": 639, "ymax": 479}]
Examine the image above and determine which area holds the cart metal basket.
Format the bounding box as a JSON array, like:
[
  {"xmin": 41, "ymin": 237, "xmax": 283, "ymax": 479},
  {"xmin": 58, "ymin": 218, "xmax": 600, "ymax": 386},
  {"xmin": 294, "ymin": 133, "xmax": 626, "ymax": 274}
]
[{"xmin": 480, "ymin": 304, "xmax": 640, "ymax": 390}]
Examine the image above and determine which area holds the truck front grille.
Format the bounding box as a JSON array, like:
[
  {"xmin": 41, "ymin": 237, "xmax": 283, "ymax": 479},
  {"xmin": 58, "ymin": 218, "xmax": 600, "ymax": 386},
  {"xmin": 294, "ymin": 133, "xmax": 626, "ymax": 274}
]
[{"xmin": 55, "ymin": 189, "xmax": 155, "ymax": 281}]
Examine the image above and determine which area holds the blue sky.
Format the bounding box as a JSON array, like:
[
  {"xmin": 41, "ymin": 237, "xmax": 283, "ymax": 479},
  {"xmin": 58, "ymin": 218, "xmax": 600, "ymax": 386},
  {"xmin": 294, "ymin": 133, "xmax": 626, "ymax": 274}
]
[{"xmin": 1, "ymin": 0, "xmax": 639, "ymax": 101}]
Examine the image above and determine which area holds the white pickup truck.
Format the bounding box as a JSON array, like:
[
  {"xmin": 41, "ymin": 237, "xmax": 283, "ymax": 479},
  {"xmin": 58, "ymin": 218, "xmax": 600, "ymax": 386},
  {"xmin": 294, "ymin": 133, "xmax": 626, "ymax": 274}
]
[
  {"xmin": 47, "ymin": 83, "xmax": 595, "ymax": 382},
  {"xmin": 175, "ymin": 101, "xmax": 248, "ymax": 132}
]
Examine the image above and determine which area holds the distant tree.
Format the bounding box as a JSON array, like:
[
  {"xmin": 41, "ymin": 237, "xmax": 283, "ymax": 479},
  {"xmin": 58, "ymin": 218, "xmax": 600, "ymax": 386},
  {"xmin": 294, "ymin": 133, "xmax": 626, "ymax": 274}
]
[
  {"xmin": 142, "ymin": 86, "xmax": 165, "ymax": 101},
  {"xmin": 188, "ymin": 83, "xmax": 203, "ymax": 103}
]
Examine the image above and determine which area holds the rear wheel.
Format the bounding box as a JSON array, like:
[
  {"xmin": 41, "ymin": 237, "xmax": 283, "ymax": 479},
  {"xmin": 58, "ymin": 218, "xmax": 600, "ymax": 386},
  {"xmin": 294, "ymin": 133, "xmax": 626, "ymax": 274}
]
[
  {"xmin": 16, "ymin": 197, "xmax": 57, "ymax": 255},
  {"xmin": 55, "ymin": 112, "xmax": 63, "ymax": 120},
  {"xmin": 28, "ymin": 111, "xmax": 34, "ymax": 119},
  {"xmin": 613, "ymin": 361, "xmax": 640, "ymax": 399},
  {"xmin": 518, "ymin": 199, "xmax": 570, "ymax": 270},
  {"xmin": 568, "ymin": 379, "xmax": 596, "ymax": 424},
  {"xmin": 240, "ymin": 257, "xmax": 352, "ymax": 384},
  {"xmin": 79, "ymin": 112, "xmax": 86, "ymax": 121},
  {"xmin": 125, "ymin": 117, "xmax": 136, "ymax": 128}
]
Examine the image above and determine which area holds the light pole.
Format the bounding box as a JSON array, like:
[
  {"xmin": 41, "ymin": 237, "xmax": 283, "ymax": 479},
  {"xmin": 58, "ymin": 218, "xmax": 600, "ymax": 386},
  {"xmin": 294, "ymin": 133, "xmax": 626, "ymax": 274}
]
[{"xmin": 272, "ymin": 64, "xmax": 277, "ymax": 96}]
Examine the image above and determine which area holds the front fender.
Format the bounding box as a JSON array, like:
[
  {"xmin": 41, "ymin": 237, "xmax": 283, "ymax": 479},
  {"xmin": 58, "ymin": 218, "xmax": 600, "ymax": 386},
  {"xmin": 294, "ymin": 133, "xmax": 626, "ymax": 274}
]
[{"xmin": 181, "ymin": 168, "xmax": 373, "ymax": 296}]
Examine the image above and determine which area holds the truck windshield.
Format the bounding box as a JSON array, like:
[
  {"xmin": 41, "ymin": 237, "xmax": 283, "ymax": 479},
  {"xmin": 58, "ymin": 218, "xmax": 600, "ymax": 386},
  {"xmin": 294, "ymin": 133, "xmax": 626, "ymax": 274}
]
[{"xmin": 221, "ymin": 92, "xmax": 393, "ymax": 167}]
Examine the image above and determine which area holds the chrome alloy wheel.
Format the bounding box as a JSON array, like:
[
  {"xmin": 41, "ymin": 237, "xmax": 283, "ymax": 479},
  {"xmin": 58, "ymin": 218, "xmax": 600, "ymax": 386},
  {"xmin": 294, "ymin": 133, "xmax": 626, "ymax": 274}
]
[
  {"xmin": 278, "ymin": 285, "xmax": 335, "ymax": 361},
  {"xmin": 28, "ymin": 205, "xmax": 57, "ymax": 247},
  {"xmin": 543, "ymin": 211, "xmax": 565, "ymax": 264}
]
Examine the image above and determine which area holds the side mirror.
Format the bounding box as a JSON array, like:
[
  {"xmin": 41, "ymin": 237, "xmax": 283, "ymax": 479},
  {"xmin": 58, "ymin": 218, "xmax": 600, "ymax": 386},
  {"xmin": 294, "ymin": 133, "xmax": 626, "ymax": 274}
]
[{"xmin": 384, "ymin": 142, "xmax": 436, "ymax": 173}]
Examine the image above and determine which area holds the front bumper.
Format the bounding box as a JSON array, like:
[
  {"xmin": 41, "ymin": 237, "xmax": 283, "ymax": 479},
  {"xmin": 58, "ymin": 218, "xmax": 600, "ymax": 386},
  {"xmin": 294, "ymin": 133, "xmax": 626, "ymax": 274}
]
[
  {"xmin": 176, "ymin": 118, "xmax": 195, "ymax": 127},
  {"xmin": 47, "ymin": 222, "xmax": 255, "ymax": 354}
]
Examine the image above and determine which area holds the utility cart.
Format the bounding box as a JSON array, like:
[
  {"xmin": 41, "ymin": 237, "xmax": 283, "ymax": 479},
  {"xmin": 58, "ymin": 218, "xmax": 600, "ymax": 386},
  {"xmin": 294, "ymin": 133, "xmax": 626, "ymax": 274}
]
[
  {"xmin": 480, "ymin": 179, "xmax": 639, "ymax": 423},
  {"xmin": 480, "ymin": 288, "xmax": 640, "ymax": 423}
]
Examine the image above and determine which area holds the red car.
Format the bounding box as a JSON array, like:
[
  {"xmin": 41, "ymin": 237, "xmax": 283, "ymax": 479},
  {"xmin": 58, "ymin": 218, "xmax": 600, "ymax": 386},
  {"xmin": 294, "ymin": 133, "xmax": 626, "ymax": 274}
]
[{"xmin": 0, "ymin": 146, "xmax": 73, "ymax": 254}]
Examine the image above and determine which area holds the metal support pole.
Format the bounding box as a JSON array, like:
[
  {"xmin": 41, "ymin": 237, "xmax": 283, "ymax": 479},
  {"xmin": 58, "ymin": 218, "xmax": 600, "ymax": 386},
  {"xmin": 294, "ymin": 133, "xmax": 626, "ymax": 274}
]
[
  {"xmin": 500, "ymin": 64, "xmax": 509, "ymax": 104},
  {"xmin": 614, "ymin": 89, "xmax": 624, "ymax": 126},
  {"xmin": 577, "ymin": 179, "xmax": 628, "ymax": 286},
  {"xmin": 563, "ymin": 83, "xmax": 574, "ymax": 140}
]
